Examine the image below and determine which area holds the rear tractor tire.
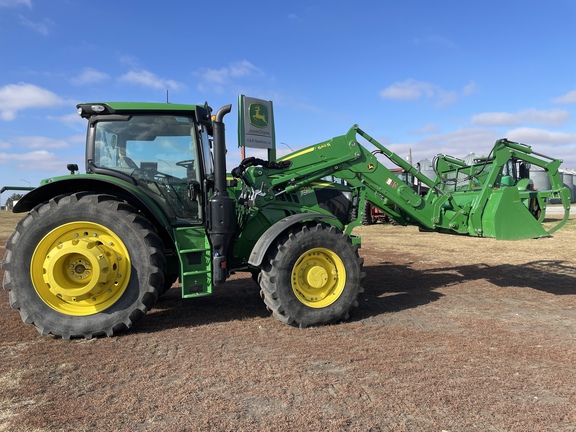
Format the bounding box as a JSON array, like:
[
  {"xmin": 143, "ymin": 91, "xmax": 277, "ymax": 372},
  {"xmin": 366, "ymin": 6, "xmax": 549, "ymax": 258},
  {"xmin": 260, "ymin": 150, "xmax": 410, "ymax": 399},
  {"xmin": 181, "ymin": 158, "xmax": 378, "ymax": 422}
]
[
  {"xmin": 2, "ymin": 193, "xmax": 166, "ymax": 339},
  {"xmin": 259, "ymin": 223, "xmax": 364, "ymax": 328}
]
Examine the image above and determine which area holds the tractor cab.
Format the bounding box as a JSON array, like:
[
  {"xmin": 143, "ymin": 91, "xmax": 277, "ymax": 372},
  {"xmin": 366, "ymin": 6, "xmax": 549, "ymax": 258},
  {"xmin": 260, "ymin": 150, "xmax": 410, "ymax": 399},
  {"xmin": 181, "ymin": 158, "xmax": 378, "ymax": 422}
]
[{"xmin": 77, "ymin": 103, "xmax": 215, "ymax": 225}]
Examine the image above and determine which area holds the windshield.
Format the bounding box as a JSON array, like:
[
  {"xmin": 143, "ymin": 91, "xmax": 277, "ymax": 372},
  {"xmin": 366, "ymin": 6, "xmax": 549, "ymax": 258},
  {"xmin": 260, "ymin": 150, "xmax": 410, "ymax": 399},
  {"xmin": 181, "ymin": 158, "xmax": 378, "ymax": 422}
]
[
  {"xmin": 93, "ymin": 115, "xmax": 202, "ymax": 223},
  {"xmin": 94, "ymin": 115, "xmax": 198, "ymax": 179}
]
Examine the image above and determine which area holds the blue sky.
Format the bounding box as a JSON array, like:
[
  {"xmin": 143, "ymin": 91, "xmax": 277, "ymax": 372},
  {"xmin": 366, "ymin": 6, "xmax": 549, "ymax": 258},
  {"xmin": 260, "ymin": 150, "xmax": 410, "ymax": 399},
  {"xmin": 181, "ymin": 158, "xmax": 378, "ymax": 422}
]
[{"xmin": 1, "ymin": 0, "xmax": 576, "ymax": 199}]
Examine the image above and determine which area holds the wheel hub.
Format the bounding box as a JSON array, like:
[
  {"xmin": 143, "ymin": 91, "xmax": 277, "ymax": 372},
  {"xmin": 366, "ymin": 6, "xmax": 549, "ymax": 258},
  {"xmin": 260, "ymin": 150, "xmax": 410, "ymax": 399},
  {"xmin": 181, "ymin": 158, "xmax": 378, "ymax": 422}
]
[
  {"xmin": 304, "ymin": 265, "xmax": 329, "ymax": 289},
  {"xmin": 74, "ymin": 263, "xmax": 87, "ymax": 274},
  {"xmin": 291, "ymin": 248, "xmax": 346, "ymax": 308},
  {"xmin": 42, "ymin": 239, "xmax": 121, "ymax": 301}
]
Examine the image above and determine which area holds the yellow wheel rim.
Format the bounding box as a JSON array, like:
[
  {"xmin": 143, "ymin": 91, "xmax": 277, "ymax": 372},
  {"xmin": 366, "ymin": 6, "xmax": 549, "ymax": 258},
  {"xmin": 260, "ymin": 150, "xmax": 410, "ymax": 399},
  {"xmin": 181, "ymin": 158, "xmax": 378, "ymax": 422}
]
[
  {"xmin": 31, "ymin": 222, "xmax": 131, "ymax": 316},
  {"xmin": 291, "ymin": 247, "xmax": 346, "ymax": 308}
]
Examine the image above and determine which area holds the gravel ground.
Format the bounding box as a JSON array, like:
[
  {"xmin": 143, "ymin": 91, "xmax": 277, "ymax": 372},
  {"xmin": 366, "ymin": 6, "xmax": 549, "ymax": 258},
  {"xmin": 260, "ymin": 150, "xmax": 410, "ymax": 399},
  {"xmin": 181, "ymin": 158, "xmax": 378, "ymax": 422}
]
[{"xmin": 1, "ymin": 216, "xmax": 575, "ymax": 431}]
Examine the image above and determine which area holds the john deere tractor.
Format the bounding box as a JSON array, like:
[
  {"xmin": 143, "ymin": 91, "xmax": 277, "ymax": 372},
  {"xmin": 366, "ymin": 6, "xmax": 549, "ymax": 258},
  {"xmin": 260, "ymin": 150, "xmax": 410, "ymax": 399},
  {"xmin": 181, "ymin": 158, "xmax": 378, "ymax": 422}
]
[{"xmin": 1, "ymin": 101, "xmax": 570, "ymax": 339}]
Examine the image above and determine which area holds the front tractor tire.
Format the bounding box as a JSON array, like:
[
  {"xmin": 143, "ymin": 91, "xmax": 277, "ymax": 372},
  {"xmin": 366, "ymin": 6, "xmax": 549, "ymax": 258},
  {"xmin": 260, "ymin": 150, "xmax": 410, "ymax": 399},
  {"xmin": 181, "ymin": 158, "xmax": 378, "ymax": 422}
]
[
  {"xmin": 259, "ymin": 224, "xmax": 364, "ymax": 328},
  {"xmin": 2, "ymin": 193, "xmax": 166, "ymax": 339}
]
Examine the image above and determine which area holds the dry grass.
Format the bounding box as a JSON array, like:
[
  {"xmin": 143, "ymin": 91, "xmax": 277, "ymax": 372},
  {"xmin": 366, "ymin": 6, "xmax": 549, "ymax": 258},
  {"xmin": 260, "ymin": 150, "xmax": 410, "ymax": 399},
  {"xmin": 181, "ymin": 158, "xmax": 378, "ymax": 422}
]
[
  {"xmin": 355, "ymin": 214, "xmax": 576, "ymax": 265},
  {"xmin": 0, "ymin": 208, "xmax": 575, "ymax": 431},
  {"xmin": 0, "ymin": 212, "xmax": 22, "ymax": 239}
]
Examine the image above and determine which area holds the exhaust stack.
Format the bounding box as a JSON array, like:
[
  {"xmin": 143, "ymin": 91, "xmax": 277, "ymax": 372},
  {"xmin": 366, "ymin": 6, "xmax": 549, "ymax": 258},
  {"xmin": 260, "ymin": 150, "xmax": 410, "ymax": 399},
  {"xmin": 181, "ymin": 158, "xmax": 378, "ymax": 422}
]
[{"xmin": 208, "ymin": 104, "xmax": 236, "ymax": 286}]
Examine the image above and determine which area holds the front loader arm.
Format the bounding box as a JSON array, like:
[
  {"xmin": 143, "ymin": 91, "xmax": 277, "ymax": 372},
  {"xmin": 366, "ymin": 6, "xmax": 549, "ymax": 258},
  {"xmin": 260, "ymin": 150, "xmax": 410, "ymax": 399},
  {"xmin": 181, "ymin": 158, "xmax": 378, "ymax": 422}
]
[
  {"xmin": 244, "ymin": 125, "xmax": 569, "ymax": 240},
  {"xmin": 273, "ymin": 126, "xmax": 464, "ymax": 235}
]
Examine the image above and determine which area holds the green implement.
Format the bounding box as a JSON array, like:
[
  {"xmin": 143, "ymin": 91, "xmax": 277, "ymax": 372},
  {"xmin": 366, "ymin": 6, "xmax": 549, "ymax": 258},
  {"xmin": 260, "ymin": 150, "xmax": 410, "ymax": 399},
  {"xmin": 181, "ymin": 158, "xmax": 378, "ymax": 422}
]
[{"xmin": 1, "ymin": 101, "xmax": 570, "ymax": 338}]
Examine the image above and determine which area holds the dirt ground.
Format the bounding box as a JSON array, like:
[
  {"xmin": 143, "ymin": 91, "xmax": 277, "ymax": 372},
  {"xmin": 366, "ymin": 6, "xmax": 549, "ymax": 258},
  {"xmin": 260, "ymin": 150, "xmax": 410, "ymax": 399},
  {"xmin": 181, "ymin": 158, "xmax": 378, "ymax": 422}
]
[{"xmin": 1, "ymin": 212, "xmax": 575, "ymax": 431}]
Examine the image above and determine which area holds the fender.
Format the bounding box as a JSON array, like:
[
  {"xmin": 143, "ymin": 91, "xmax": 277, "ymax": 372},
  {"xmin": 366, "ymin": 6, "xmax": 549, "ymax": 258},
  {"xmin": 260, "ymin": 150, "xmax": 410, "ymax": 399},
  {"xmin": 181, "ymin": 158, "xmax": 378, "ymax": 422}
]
[
  {"xmin": 13, "ymin": 175, "xmax": 173, "ymax": 239},
  {"xmin": 248, "ymin": 212, "xmax": 337, "ymax": 267}
]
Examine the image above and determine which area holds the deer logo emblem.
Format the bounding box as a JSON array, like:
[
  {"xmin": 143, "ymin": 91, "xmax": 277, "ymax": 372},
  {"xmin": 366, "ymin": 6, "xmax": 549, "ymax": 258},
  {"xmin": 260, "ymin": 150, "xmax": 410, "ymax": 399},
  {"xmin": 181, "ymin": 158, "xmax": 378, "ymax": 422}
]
[{"xmin": 249, "ymin": 103, "xmax": 268, "ymax": 128}]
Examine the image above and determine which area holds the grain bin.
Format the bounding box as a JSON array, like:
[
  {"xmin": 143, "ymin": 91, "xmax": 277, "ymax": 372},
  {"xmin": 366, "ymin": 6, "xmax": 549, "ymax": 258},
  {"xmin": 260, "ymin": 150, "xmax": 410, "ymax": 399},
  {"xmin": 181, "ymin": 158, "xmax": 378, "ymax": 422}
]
[
  {"xmin": 418, "ymin": 158, "xmax": 436, "ymax": 182},
  {"xmin": 463, "ymin": 152, "xmax": 478, "ymax": 165},
  {"xmin": 530, "ymin": 165, "xmax": 552, "ymax": 191},
  {"xmin": 572, "ymin": 171, "xmax": 576, "ymax": 204},
  {"xmin": 561, "ymin": 170, "xmax": 574, "ymax": 203}
]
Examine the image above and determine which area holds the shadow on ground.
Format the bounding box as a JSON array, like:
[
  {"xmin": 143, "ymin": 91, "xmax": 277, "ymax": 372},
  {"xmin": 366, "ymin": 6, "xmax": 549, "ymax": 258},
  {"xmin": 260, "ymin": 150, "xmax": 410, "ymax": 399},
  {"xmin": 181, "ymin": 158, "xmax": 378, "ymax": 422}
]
[{"xmin": 132, "ymin": 259, "xmax": 576, "ymax": 335}]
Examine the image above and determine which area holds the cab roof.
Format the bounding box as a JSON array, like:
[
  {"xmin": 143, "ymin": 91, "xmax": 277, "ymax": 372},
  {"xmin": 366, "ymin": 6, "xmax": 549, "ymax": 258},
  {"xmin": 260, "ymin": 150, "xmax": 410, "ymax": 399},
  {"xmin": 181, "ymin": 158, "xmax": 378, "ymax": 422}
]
[{"xmin": 76, "ymin": 102, "xmax": 202, "ymax": 118}]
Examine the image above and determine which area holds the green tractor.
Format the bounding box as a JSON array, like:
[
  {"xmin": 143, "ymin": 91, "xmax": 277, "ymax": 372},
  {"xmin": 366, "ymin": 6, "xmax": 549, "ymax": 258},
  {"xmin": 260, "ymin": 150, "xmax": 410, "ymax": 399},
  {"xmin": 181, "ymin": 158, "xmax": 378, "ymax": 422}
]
[{"xmin": 1, "ymin": 102, "xmax": 571, "ymax": 339}]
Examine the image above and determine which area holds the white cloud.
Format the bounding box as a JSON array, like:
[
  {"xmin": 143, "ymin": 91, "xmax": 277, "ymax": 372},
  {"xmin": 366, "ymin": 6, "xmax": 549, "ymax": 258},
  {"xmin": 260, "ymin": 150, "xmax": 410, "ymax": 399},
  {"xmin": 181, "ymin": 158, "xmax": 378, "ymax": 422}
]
[
  {"xmin": 380, "ymin": 79, "xmax": 435, "ymax": 101},
  {"xmin": 68, "ymin": 134, "xmax": 86, "ymax": 144},
  {"xmin": 505, "ymin": 127, "xmax": 576, "ymax": 146},
  {"xmin": 553, "ymin": 90, "xmax": 576, "ymax": 104},
  {"xmin": 373, "ymin": 128, "xmax": 501, "ymax": 169},
  {"xmin": 471, "ymin": 109, "xmax": 570, "ymax": 127},
  {"xmin": 417, "ymin": 128, "xmax": 501, "ymax": 157},
  {"xmin": 462, "ymin": 81, "xmax": 477, "ymax": 96},
  {"xmin": 373, "ymin": 126, "xmax": 576, "ymax": 171},
  {"xmin": 0, "ymin": 150, "xmax": 64, "ymax": 171},
  {"xmin": 48, "ymin": 113, "xmax": 85, "ymax": 128},
  {"xmin": 504, "ymin": 128, "xmax": 576, "ymax": 169},
  {"xmin": 379, "ymin": 79, "xmax": 475, "ymax": 107},
  {"xmin": 410, "ymin": 123, "xmax": 440, "ymax": 135},
  {"xmin": 196, "ymin": 60, "xmax": 263, "ymax": 93},
  {"xmin": 0, "ymin": 83, "xmax": 66, "ymax": 121},
  {"xmin": 0, "ymin": 139, "xmax": 11, "ymax": 149},
  {"xmin": 203, "ymin": 60, "xmax": 261, "ymax": 84},
  {"xmin": 71, "ymin": 67, "xmax": 110, "ymax": 86},
  {"xmin": 119, "ymin": 55, "xmax": 140, "ymax": 68},
  {"xmin": 13, "ymin": 136, "xmax": 70, "ymax": 149},
  {"xmin": 0, "ymin": 0, "xmax": 31, "ymax": 8},
  {"xmin": 118, "ymin": 70, "xmax": 183, "ymax": 90},
  {"xmin": 437, "ymin": 91, "xmax": 458, "ymax": 107},
  {"xmin": 19, "ymin": 16, "xmax": 54, "ymax": 36}
]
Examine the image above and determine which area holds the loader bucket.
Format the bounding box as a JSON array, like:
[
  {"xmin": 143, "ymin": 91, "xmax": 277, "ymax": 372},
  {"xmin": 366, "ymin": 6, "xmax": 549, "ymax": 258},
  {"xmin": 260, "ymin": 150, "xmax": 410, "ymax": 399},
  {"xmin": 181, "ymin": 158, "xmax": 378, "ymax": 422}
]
[{"xmin": 481, "ymin": 187, "xmax": 549, "ymax": 240}]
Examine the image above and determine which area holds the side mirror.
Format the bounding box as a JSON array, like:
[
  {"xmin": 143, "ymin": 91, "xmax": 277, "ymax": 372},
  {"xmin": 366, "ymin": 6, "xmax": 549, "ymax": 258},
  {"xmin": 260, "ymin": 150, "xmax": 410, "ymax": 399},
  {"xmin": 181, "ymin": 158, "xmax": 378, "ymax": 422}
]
[{"xmin": 195, "ymin": 102, "xmax": 213, "ymax": 135}]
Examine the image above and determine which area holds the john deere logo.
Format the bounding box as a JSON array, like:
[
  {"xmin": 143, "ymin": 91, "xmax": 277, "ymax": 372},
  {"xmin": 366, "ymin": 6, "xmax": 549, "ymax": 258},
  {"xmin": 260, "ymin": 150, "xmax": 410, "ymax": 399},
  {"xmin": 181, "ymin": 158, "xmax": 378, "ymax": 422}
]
[{"xmin": 249, "ymin": 103, "xmax": 268, "ymax": 128}]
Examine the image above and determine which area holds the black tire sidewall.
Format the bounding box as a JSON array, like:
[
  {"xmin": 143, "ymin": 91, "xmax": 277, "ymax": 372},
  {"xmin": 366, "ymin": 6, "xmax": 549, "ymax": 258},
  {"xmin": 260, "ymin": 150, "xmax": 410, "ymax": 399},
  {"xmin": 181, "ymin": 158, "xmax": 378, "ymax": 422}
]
[
  {"xmin": 271, "ymin": 225, "xmax": 362, "ymax": 325},
  {"xmin": 5, "ymin": 193, "xmax": 163, "ymax": 337}
]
